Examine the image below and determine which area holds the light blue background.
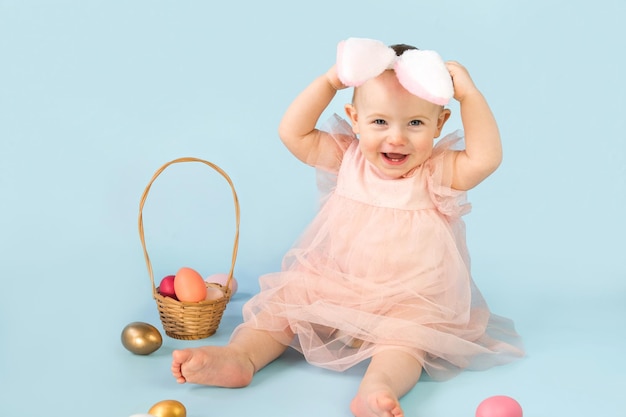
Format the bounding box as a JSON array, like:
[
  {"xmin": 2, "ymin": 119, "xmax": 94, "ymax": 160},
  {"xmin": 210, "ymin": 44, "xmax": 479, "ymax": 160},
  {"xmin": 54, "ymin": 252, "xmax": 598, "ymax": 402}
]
[{"xmin": 1, "ymin": 1, "xmax": 624, "ymax": 416}]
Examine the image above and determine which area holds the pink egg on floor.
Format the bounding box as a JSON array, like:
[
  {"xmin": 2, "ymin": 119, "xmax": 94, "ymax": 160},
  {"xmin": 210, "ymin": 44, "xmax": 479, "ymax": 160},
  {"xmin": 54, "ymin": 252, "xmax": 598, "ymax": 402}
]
[
  {"xmin": 476, "ymin": 396, "xmax": 523, "ymax": 417},
  {"xmin": 206, "ymin": 273, "xmax": 238, "ymax": 295}
]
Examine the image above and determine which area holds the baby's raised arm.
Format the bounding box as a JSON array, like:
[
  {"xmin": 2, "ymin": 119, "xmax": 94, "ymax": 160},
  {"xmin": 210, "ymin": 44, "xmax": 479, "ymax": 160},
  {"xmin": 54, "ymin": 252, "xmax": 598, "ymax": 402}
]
[
  {"xmin": 278, "ymin": 66, "xmax": 348, "ymax": 171},
  {"xmin": 445, "ymin": 61, "xmax": 503, "ymax": 191}
]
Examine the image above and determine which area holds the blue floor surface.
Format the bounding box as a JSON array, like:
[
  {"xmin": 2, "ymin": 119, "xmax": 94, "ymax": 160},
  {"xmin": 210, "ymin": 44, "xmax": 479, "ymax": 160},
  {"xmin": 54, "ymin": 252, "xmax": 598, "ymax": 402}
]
[{"xmin": 1, "ymin": 1, "xmax": 624, "ymax": 416}]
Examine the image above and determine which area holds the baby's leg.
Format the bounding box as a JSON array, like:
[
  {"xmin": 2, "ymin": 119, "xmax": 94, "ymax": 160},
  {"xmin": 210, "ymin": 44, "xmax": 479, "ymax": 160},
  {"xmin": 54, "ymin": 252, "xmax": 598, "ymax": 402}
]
[
  {"xmin": 350, "ymin": 349, "xmax": 423, "ymax": 417},
  {"xmin": 171, "ymin": 327, "xmax": 288, "ymax": 387}
]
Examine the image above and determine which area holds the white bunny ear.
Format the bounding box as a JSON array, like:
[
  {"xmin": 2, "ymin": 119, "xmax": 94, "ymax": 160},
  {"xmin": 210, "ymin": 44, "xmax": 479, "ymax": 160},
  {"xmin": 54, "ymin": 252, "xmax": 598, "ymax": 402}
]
[
  {"xmin": 336, "ymin": 38, "xmax": 396, "ymax": 87},
  {"xmin": 394, "ymin": 50, "xmax": 453, "ymax": 105}
]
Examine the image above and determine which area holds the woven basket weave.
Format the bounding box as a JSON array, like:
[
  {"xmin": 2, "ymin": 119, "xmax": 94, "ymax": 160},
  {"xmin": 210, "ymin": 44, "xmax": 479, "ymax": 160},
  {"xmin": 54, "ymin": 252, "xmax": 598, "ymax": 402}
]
[{"xmin": 138, "ymin": 157, "xmax": 240, "ymax": 340}]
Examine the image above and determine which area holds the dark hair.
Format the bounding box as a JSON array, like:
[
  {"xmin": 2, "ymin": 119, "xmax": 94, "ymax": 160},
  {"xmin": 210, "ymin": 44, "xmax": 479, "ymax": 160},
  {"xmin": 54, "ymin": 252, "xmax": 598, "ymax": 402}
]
[{"xmin": 389, "ymin": 43, "xmax": 419, "ymax": 56}]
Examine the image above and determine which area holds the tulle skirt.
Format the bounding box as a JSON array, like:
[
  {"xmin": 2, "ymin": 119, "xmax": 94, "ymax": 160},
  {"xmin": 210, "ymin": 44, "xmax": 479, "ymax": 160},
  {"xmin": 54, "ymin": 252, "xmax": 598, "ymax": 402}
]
[{"xmin": 233, "ymin": 192, "xmax": 524, "ymax": 380}]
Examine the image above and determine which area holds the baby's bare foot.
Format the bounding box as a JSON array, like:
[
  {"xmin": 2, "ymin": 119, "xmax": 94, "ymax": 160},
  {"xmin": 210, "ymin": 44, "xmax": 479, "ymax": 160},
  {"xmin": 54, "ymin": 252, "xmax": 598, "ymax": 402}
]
[
  {"xmin": 171, "ymin": 345, "xmax": 254, "ymax": 388},
  {"xmin": 350, "ymin": 387, "xmax": 404, "ymax": 417}
]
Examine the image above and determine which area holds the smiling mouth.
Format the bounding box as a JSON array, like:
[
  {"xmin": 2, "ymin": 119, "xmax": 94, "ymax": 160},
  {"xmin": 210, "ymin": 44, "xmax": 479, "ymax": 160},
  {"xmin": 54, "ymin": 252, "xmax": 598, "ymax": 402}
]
[{"xmin": 382, "ymin": 152, "xmax": 408, "ymax": 164}]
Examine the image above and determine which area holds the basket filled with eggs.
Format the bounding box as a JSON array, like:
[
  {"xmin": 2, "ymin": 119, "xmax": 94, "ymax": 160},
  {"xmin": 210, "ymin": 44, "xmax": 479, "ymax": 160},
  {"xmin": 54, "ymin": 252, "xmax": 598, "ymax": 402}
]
[{"xmin": 138, "ymin": 157, "xmax": 240, "ymax": 340}]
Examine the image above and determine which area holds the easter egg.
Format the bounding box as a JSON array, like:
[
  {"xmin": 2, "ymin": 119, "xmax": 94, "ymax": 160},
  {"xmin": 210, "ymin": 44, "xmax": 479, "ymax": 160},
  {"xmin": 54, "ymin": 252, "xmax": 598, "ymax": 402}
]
[
  {"xmin": 148, "ymin": 400, "xmax": 186, "ymax": 417},
  {"xmin": 158, "ymin": 275, "xmax": 177, "ymax": 299},
  {"xmin": 129, "ymin": 414, "xmax": 156, "ymax": 417},
  {"xmin": 206, "ymin": 272, "xmax": 238, "ymax": 295},
  {"xmin": 121, "ymin": 322, "xmax": 163, "ymax": 355},
  {"xmin": 476, "ymin": 395, "xmax": 523, "ymax": 417},
  {"xmin": 174, "ymin": 267, "xmax": 207, "ymax": 302},
  {"xmin": 204, "ymin": 286, "xmax": 225, "ymax": 301}
]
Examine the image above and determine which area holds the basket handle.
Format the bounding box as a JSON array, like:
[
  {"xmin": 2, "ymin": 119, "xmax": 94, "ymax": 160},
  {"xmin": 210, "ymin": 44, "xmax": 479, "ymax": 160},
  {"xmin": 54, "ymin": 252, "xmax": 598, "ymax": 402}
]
[{"xmin": 138, "ymin": 157, "xmax": 240, "ymax": 298}]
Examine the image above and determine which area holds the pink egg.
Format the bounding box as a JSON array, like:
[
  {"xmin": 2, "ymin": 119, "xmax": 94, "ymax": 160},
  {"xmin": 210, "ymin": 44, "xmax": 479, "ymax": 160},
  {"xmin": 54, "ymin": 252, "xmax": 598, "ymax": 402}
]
[
  {"xmin": 476, "ymin": 396, "xmax": 523, "ymax": 417},
  {"xmin": 174, "ymin": 267, "xmax": 207, "ymax": 302},
  {"xmin": 158, "ymin": 275, "xmax": 177, "ymax": 299},
  {"xmin": 206, "ymin": 272, "xmax": 238, "ymax": 295}
]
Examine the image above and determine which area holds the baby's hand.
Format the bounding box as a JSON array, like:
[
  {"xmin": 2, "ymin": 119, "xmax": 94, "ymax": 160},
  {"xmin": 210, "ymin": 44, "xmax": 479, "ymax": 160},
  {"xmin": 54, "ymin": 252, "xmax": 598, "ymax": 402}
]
[
  {"xmin": 446, "ymin": 61, "xmax": 480, "ymax": 102},
  {"xmin": 325, "ymin": 65, "xmax": 348, "ymax": 90}
]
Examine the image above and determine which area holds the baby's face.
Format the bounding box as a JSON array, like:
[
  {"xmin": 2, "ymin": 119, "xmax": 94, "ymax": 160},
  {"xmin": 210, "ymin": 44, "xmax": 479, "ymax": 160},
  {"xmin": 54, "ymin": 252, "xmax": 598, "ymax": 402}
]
[{"xmin": 345, "ymin": 70, "xmax": 449, "ymax": 179}]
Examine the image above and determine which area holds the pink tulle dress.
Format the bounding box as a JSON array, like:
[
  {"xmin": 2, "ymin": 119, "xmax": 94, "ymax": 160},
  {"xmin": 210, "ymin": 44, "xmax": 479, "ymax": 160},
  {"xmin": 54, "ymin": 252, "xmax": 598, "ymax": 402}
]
[{"xmin": 234, "ymin": 116, "xmax": 524, "ymax": 380}]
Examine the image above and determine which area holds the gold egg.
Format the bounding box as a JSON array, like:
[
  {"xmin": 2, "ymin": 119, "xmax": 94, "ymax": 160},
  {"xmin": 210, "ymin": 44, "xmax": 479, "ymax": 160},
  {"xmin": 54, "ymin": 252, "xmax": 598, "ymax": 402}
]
[
  {"xmin": 148, "ymin": 400, "xmax": 186, "ymax": 417},
  {"xmin": 121, "ymin": 322, "xmax": 163, "ymax": 355}
]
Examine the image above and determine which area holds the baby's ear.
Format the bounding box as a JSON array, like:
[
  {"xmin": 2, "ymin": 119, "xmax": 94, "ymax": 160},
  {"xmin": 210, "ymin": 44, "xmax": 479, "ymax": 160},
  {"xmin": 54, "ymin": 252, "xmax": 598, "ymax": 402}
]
[
  {"xmin": 344, "ymin": 103, "xmax": 360, "ymax": 134},
  {"xmin": 435, "ymin": 108, "xmax": 452, "ymax": 137}
]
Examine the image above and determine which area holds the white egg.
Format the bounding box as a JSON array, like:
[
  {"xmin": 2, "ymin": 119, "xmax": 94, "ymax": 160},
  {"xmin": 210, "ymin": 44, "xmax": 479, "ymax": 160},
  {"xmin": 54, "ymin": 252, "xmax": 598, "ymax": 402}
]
[
  {"xmin": 206, "ymin": 272, "xmax": 238, "ymax": 294},
  {"xmin": 204, "ymin": 286, "xmax": 225, "ymax": 301}
]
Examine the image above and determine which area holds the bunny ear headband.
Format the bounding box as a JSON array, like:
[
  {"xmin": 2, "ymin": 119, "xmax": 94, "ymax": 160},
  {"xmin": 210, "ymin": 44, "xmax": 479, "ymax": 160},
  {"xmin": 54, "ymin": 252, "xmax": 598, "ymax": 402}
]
[{"xmin": 336, "ymin": 37, "xmax": 453, "ymax": 106}]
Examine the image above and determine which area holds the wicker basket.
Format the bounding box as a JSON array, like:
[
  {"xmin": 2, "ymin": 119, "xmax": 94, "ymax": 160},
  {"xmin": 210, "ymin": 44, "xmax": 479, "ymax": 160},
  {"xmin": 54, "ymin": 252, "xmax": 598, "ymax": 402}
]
[{"xmin": 138, "ymin": 157, "xmax": 240, "ymax": 340}]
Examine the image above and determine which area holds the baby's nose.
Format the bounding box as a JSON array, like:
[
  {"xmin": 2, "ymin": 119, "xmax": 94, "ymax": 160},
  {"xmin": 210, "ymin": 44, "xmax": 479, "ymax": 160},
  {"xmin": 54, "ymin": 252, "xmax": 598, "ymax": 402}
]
[{"xmin": 387, "ymin": 129, "xmax": 408, "ymax": 145}]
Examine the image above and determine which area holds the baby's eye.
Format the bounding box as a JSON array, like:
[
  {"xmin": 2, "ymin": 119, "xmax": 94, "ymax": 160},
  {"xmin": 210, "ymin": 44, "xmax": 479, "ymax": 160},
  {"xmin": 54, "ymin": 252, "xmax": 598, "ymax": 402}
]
[
  {"xmin": 373, "ymin": 119, "xmax": 387, "ymax": 125},
  {"xmin": 409, "ymin": 120, "xmax": 423, "ymax": 126}
]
